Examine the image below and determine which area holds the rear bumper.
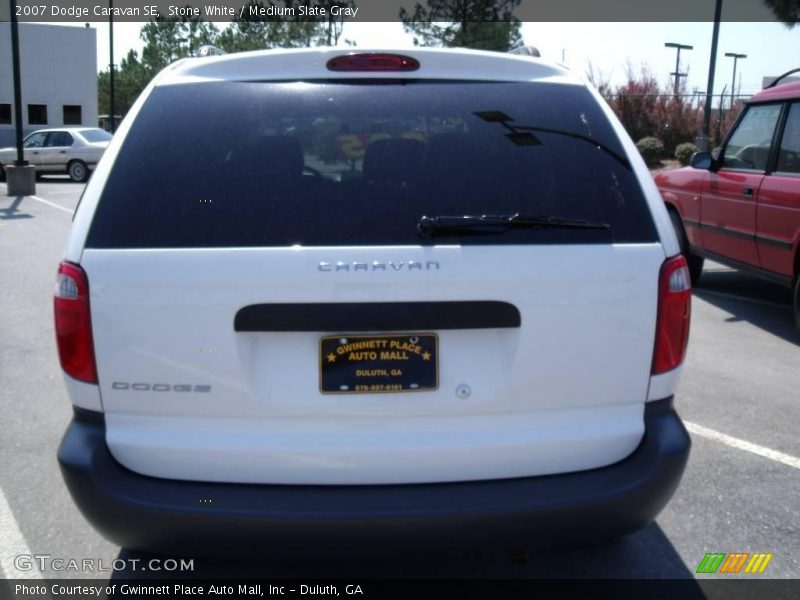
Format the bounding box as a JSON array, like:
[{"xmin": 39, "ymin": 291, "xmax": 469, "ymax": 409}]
[{"xmin": 58, "ymin": 398, "xmax": 690, "ymax": 555}]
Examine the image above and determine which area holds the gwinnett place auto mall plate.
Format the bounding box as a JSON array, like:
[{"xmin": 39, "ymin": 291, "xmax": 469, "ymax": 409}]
[{"xmin": 320, "ymin": 334, "xmax": 438, "ymax": 393}]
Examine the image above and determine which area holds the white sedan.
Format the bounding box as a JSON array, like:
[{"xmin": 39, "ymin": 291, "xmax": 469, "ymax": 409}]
[{"xmin": 0, "ymin": 127, "xmax": 111, "ymax": 182}]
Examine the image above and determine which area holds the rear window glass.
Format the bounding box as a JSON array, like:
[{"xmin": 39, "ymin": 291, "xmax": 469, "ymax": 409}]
[
  {"xmin": 80, "ymin": 129, "xmax": 112, "ymax": 143},
  {"xmin": 86, "ymin": 80, "xmax": 657, "ymax": 248}
]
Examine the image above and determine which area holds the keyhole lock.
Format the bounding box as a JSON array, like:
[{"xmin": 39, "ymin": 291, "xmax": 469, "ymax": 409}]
[{"xmin": 456, "ymin": 384, "xmax": 471, "ymax": 399}]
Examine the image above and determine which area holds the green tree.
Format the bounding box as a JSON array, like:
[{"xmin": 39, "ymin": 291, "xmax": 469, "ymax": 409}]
[
  {"xmin": 98, "ymin": 1, "xmax": 359, "ymax": 120},
  {"xmin": 599, "ymin": 64, "xmax": 704, "ymax": 156},
  {"xmin": 282, "ymin": 0, "xmax": 359, "ymax": 46},
  {"xmin": 98, "ymin": 49, "xmax": 150, "ymax": 119},
  {"xmin": 399, "ymin": 0, "xmax": 522, "ymax": 51},
  {"xmin": 216, "ymin": 1, "xmax": 273, "ymax": 53},
  {"xmin": 307, "ymin": 0, "xmax": 357, "ymax": 45},
  {"xmin": 140, "ymin": 11, "xmax": 219, "ymax": 73},
  {"xmin": 217, "ymin": 0, "xmax": 356, "ymax": 52},
  {"xmin": 98, "ymin": 11, "xmax": 219, "ymax": 121},
  {"xmin": 140, "ymin": 20, "xmax": 186, "ymax": 74},
  {"xmin": 763, "ymin": 0, "xmax": 799, "ymax": 26}
]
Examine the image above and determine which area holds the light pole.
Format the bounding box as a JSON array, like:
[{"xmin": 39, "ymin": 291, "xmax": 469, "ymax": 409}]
[
  {"xmin": 9, "ymin": 0, "xmax": 25, "ymax": 167},
  {"xmin": 6, "ymin": 0, "xmax": 36, "ymax": 195},
  {"xmin": 693, "ymin": 88, "xmax": 706, "ymax": 107},
  {"xmin": 701, "ymin": 0, "xmax": 723, "ymax": 150},
  {"xmin": 665, "ymin": 42, "xmax": 693, "ymax": 96},
  {"xmin": 725, "ymin": 52, "xmax": 747, "ymax": 110},
  {"xmin": 109, "ymin": 0, "xmax": 116, "ymax": 132}
]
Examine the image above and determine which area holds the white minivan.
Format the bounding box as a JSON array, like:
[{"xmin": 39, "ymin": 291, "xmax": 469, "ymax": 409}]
[{"xmin": 55, "ymin": 48, "xmax": 691, "ymax": 554}]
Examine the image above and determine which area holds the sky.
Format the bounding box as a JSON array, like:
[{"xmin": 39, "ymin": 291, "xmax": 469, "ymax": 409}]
[{"xmin": 45, "ymin": 20, "xmax": 799, "ymax": 97}]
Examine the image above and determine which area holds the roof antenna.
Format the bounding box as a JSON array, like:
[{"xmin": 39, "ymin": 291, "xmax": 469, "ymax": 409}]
[
  {"xmin": 196, "ymin": 45, "xmax": 226, "ymax": 58},
  {"xmin": 509, "ymin": 45, "xmax": 541, "ymax": 58}
]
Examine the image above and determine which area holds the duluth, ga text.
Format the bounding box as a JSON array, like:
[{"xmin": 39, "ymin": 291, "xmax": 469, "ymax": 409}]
[{"xmin": 16, "ymin": 584, "xmax": 364, "ymax": 596}]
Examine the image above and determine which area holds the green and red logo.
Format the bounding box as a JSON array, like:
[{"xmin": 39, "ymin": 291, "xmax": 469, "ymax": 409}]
[{"xmin": 696, "ymin": 552, "xmax": 773, "ymax": 574}]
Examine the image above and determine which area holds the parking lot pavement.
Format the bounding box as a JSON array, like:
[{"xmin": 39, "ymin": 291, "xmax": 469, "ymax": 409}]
[{"xmin": 1, "ymin": 180, "xmax": 798, "ymax": 580}]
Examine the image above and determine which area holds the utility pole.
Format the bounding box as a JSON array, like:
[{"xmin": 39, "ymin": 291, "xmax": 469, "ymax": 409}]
[
  {"xmin": 696, "ymin": 90, "xmax": 706, "ymax": 107},
  {"xmin": 701, "ymin": 0, "xmax": 724, "ymax": 150},
  {"xmin": 6, "ymin": 0, "xmax": 35, "ymax": 195},
  {"xmin": 665, "ymin": 42, "xmax": 693, "ymax": 96},
  {"xmin": 109, "ymin": 0, "xmax": 116, "ymax": 132},
  {"xmin": 9, "ymin": 0, "xmax": 25, "ymax": 167},
  {"xmin": 717, "ymin": 84, "xmax": 727, "ymax": 143},
  {"xmin": 725, "ymin": 52, "xmax": 747, "ymax": 110}
]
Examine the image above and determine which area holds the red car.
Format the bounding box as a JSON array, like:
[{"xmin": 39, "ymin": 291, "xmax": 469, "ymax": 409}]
[{"xmin": 656, "ymin": 70, "xmax": 800, "ymax": 330}]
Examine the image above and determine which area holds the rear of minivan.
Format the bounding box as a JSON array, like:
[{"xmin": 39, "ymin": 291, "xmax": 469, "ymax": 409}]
[{"xmin": 56, "ymin": 48, "xmax": 691, "ymax": 554}]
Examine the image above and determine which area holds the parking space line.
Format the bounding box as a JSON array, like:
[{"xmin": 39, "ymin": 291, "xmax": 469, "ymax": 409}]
[
  {"xmin": 29, "ymin": 195, "xmax": 73, "ymax": 215},
  {"xmin": 694, "ymin": 289, "xmax": 792, "ymax": 311},
  {"xmin": 0, "ymin": 485, "xmax": 43, "ymax": 579},
  {"xmin": 685, "ymin": 421, "xmax": 800, "ymax": 470}
]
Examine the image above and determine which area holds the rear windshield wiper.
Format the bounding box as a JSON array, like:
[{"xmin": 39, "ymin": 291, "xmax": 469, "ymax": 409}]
[{"xmin": 418, "ymin": 213, "xmax": 610, "ymax": 236}]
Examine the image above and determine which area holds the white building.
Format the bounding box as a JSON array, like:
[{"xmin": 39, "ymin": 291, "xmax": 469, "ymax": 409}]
[{"xmin": 0, "ymin": 23, "xmax": 97, "ymax": 147}]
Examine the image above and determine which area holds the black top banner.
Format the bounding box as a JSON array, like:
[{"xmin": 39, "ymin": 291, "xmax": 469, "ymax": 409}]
[{"xmin": 0, "ymin": 0, "xmax": 791, "ymax": 23}]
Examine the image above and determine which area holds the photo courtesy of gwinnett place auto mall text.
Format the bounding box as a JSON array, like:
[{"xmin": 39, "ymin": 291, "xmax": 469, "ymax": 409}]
[{"xmin": 1, "ymin": 0, "xmax": 798, "ymax": 598}]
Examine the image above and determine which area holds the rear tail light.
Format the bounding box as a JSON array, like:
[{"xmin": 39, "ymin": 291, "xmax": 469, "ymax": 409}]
[
  {"xmin": 652, "ymin": 255, "xmax": 692, "ymax": 374},
  {"xmin": 54, "ymin": 262, "xmax": 97, "ymax": 384},
  {"xmin": 327, "ymin": 53, "xmax": 420, "ymax": 72}
]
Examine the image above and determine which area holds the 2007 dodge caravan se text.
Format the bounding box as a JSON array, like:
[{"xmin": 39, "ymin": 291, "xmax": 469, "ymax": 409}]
[{"xmin": 55, "ymin": 47, "xmax": 691, "ymax": 554}]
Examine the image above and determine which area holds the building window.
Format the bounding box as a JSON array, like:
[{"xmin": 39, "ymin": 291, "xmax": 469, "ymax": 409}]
[
  {"xmin": 63, "ymin": 105, "xmax": 82, "ymax": 125},
  {"xmin": 0, "ymin": 104, "xmax": 11, "ymax": 124},
  {"xmin": 28, "ymin": 104, "xmax": 48, "ymax": 125}
]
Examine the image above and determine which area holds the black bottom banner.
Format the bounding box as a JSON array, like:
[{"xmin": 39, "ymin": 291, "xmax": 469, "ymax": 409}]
[{"xmin": 2, "ymin": 579, "xmax": 799, "ymax": 600}]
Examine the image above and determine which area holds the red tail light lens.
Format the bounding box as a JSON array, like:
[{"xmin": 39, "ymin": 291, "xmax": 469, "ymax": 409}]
[
  {"xmin": 54, "ymin": 262, "xmax": 97, "ymax": 384},
  {"xmin": 652, "ymin": 255, "xmax": 692, "ymax": 374},
  {"xmin": 327, "ymin": 53, "xmax": 420, "ymax": 72}
]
